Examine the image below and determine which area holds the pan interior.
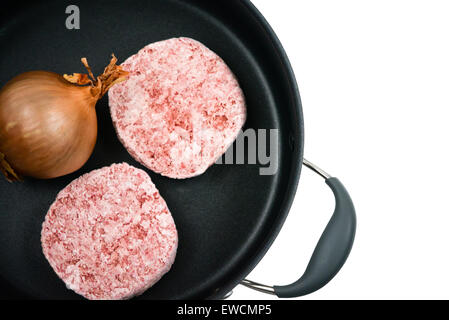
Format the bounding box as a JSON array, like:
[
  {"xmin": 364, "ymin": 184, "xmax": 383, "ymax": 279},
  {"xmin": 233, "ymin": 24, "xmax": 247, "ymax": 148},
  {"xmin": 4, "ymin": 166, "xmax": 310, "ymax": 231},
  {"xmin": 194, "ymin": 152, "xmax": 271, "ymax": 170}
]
[{"xmin": 0, "ymin": 0, "xmax": 301, "ymax": 299}]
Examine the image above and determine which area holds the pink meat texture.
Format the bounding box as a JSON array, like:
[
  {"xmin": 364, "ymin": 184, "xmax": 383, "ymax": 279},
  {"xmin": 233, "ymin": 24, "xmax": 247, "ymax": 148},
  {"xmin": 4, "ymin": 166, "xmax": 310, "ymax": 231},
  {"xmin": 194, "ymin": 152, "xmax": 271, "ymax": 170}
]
[
  {"xmin": 108, "ymin": 37, "xmax": 246, "ymax": 179},
  {"xmin": 41, "ymin": 163, "xmax": 178, "ymax": 300}
]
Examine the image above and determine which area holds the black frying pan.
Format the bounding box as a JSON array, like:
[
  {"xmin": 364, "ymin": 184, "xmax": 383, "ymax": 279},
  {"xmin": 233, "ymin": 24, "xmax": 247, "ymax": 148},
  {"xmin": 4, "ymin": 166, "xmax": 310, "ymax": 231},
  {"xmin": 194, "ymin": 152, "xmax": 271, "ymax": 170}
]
[{"xmin": 0, "ymin": 0, "xmax": 356, "ymax": 299}]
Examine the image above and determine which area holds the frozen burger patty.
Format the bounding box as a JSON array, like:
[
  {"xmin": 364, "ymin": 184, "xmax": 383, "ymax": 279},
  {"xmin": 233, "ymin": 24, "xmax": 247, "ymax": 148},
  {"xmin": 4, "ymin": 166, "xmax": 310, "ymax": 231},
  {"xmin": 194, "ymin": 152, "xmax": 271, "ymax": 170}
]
[
  {"xmin": 108, "ymin": 37, "xmax": 246, "ymax": 179},
  {"xmin": 41, "ymin": 163, "xmax": 178, "ymax": 300}
]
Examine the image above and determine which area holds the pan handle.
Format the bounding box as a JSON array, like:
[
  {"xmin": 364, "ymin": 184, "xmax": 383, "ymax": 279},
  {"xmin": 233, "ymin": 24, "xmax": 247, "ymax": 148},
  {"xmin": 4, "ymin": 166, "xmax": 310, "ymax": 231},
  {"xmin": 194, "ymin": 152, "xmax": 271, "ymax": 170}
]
[{"xmin": 241, "ymin": 159, "xmax": 356, "ymax": 298}]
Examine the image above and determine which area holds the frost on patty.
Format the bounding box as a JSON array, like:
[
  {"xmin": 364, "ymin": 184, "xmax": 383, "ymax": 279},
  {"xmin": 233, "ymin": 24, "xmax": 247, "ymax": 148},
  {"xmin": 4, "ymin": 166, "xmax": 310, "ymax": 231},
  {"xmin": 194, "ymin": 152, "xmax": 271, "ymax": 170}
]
[
  {"xmin": 41, "ymin": 163, "xmax": 178, "ymax": 300},
  {"xmin": 109, "ymin": 37, "xmax": 246, "ymax": 179}
]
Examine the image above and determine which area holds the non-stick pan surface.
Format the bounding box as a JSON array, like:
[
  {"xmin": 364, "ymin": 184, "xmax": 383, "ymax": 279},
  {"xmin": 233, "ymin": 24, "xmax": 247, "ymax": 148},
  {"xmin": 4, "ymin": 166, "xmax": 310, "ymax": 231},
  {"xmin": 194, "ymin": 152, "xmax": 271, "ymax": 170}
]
[{"xmin": 0, "ymin": 0, "xmax": 302, "ymax": 299}]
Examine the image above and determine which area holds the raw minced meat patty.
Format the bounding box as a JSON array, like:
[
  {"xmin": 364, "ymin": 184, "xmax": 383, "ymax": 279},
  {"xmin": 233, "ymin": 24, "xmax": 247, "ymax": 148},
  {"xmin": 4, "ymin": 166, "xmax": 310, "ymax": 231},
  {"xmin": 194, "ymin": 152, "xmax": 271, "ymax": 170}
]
[
  {"xmin": 41, "ymin": 163, "xmax": 178, "ymax": 300},
  {"xmin": 108, "ymin": 37, "xmax": 246, "ymax": 179}
]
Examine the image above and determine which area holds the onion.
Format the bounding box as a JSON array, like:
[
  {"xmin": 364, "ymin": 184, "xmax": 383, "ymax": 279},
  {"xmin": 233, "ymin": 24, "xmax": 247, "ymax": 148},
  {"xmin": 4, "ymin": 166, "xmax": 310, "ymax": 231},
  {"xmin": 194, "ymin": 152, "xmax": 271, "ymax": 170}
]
[{"xmin": 0, "ymin": 55, "xmax": 128, "ymax": 181}]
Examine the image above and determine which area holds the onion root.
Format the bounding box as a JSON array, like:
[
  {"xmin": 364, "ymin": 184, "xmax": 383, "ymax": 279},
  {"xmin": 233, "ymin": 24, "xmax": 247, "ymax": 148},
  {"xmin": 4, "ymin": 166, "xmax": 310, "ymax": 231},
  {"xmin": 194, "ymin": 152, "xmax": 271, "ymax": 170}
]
[{"xmin": 0, "ymin": 152, "xmax": 22, "ymax": 182}]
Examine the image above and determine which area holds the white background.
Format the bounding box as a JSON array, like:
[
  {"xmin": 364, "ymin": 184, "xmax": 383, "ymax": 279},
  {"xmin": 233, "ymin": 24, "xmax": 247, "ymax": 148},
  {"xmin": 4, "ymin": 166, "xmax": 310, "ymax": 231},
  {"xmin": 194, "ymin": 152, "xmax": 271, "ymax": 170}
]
[{"xmin": 231, "ymin": 0, "xmax": 449, "ymax": 300}]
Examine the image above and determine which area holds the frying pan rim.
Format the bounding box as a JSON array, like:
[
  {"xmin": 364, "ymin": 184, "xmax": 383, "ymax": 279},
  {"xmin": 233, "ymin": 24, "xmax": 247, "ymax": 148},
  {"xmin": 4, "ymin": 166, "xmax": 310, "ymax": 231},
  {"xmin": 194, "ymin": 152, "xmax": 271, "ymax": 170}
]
[{"xmin": 206, "ymin": 0, "xmax": 304, "ymax": 299}]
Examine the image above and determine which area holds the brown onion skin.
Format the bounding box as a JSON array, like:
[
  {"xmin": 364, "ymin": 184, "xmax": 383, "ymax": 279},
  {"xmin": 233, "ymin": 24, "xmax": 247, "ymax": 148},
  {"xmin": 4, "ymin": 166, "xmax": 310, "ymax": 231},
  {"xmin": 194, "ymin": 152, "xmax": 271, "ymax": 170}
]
[{"xmin": 0, "ymin": 71, "xmax": 98, "ymax": 179}]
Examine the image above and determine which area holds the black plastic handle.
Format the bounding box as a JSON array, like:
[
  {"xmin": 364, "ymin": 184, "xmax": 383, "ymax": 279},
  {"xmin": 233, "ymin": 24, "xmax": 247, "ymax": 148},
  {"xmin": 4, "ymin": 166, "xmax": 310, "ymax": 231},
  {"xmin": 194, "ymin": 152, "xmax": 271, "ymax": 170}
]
[{"xmin": 273, "ymin": 177, "xmax": 356, "ymax": 298}]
